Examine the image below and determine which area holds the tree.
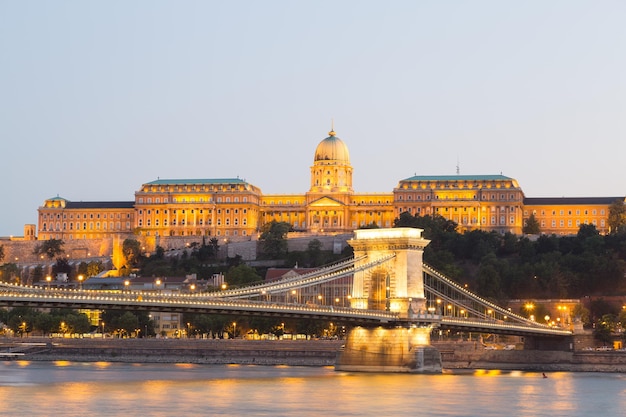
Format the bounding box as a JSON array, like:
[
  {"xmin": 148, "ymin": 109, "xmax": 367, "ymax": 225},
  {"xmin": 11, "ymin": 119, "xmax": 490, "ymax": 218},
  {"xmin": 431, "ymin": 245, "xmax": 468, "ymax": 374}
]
[
  {"xmin": 34, "ymin": 313, "xmax": 55, "ymax": 336},
  {"xmin": 523, "ymin": 213, "xmax": 541, "ymax": 234},
  {"xmin": 112, "ymin": 312, "xmax": 139, "ymax": 337},
  {"xmin": 0, "ymin": 244, "xmax": 4, "ymax": 263},
  {"xmin": 0, "ymin": 263, "xmax": 19, "ymax": 284},
  {"xmin": 62, "ymin": 312, "xmax": 91, "ymax": 335},
  {"xmin": 577, "ymin": 223, "xmax": 599, "ymax": 239},
  {"xmin": 594, "ymin": 314, "xmax": 615, "ymax": 345},
  {"xmin": 87, "ymin": 260, "xmax": 104, "ymax": 277},
  {"xmin": 52, "ymin": 258, "xmax": 72, "ymax": 279},
  {"xmin": 608, "ymin": 199, "xmax": 626, "ymax": 234},
  {"xmin": 260, "ymin": 221, "xmax": 291, "ymax": 259},
  {"xmin": 33, "ymin": 239, "xmax": 65, "ymax": 259},
  {"xmin": 226, "ymin": 264, "xmax": 262, "ymax": 286},
  {"xmin": 122, "ymin": 239, "xmax": 142, "ymax": 267},
  {"xmin": 572, "ymin": 303, "xmax": 591, "ymax": 327},
  {"xmin": 306, "ymin": 239, "xmax": 324, "ymax": 266}
]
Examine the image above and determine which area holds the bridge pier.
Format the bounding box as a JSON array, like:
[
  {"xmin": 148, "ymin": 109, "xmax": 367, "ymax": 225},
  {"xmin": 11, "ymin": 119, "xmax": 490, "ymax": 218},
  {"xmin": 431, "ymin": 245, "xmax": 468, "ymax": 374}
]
[
  {"xmin": 336, "ymin": 325, "xmax": 442, "ymax": 373},
  {"xmin": 336, "ymin": 228, "xmax": 441, "ymax": 373}
]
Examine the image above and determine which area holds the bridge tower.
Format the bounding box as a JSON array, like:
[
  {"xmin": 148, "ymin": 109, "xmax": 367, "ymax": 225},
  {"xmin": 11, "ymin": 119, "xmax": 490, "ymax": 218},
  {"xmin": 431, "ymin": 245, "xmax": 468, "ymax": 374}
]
[
  {"xmin": 348, "ymin": 227, "xmax": 430, "ymax": 317},
  {"xmin": 337, "ymin": 227, "xmax": 442, "ymax": 373}
]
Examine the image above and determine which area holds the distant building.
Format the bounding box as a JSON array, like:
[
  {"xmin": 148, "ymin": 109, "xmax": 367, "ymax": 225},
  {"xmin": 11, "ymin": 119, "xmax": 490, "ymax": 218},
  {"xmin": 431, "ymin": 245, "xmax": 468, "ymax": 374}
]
[
  {"xmin": 523, "ymin": 197, "xmax": 623, "ymax": 235},
  {"xmin": 33, "ymin": 128, "xmax": 624, "ymax": 246}
]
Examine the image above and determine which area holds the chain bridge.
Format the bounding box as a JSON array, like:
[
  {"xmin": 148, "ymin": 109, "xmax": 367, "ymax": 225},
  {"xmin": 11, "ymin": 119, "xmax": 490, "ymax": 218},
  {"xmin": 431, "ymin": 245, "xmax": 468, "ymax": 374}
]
[{"xmin": 0, "ymin": 228, "xmax": 572, "ymax": 372}]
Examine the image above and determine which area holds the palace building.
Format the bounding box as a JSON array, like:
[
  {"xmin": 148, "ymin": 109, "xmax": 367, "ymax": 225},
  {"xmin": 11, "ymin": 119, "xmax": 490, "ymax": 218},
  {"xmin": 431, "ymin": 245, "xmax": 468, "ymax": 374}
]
[{"xmin": 36, "ymin": 129, "xmax": 624, "ymax": 244}]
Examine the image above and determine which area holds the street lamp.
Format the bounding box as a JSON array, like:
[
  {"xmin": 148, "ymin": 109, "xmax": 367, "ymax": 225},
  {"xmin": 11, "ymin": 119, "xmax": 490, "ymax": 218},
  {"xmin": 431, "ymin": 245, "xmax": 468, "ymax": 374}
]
[
  {"xmin": 78, "ymin": 274, "xmax": 84, "ymax": 290},
  {"xmin": 124, "ymin": 280, "xmax": 130, "ymax": 292},
  {"xmin": 232, "ymin": 322, "xmax": 237, "ymax": 339},
  {"xmin": 46, "ymin": 275, "xmax": 52, "ymax": 290}
]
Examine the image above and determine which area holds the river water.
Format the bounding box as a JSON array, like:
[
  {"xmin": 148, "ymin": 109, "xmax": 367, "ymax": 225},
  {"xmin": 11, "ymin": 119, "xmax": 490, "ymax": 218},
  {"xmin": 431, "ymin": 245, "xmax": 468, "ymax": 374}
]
[{"xmin": 1, "ymin": 361, "xmax": 625, "ymax": 417}]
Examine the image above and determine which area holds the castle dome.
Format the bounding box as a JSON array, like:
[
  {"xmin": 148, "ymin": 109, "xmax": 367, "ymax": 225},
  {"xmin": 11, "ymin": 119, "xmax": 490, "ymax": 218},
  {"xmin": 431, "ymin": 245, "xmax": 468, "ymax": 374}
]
[{"xmin": 314, "ymin": 130, "xmax": 350, "ymax": 164}]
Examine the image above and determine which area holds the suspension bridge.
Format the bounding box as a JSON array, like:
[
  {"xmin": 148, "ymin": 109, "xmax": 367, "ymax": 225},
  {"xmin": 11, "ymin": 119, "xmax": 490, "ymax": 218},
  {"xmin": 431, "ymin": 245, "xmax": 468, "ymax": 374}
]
[{"xmin": 0, "ymin": 228, "xmax": 572, "ymax": 372}]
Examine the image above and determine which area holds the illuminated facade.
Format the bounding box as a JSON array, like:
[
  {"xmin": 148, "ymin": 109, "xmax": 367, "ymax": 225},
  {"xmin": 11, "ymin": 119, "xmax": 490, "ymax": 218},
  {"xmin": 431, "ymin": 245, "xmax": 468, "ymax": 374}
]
[
  {"xmin": 394, "ymin": 175, "xmax": 525, "ymax": 234},
  {"xmin": 38, "ymin": 197, "xmax": 134, "ymax": 241},
  {"xmin": 523, "ymin": 197, "xmax": 623, "ymax": 235},
  {"xmin": 36, "ymin": 129, "xmax": 624, "ymax": 242}
]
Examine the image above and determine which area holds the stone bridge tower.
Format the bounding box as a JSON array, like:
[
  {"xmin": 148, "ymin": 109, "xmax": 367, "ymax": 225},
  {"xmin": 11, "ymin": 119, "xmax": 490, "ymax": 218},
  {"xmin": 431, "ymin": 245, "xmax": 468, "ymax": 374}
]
[{"xmin": 348, "ymin": 227, "xmax": 430, "ymax": 318}]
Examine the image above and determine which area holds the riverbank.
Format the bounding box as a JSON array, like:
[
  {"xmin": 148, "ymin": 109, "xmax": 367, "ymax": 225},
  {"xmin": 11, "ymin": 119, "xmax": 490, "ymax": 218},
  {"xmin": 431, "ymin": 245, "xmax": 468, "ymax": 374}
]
[
  {"xmin": 4, "ymin": 338, "xmax": 626, "ymax": 372},
  {"xmin": 1, "ymin": 338, "xmax": 343, "ymax": 366}
]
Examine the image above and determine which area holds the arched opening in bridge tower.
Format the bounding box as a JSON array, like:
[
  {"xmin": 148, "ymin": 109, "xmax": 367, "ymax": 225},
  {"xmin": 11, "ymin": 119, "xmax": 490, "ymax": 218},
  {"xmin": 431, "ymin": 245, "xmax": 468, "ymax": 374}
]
[{"xmin": 368, "ymin": 268, "xmax": 390, "ymax": 311}]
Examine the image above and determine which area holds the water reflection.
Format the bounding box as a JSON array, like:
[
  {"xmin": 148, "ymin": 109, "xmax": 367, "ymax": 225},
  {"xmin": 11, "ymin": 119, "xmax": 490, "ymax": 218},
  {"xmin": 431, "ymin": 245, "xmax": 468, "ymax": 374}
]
[{"xmin": 1, "ymin": 361, "xmax": 625, "ymax": 417}]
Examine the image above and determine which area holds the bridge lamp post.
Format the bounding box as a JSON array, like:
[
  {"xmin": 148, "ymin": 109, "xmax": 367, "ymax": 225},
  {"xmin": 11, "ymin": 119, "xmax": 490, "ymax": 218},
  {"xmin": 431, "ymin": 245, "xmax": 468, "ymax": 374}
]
[
  {"xmin": 436, "ymin": 299, "xmax": 442, "ymax": 315},
  {"xmin": 291, "ymin": 290, "xmax": 297, "ymax": 304},
  {"xmin": 557, "ymin": 306, "xmax": 568, "ymax": 327},
  {"xmin": 145, "ymin": 314, "xmax": 151, "ymax": 338},
  {"xmin": 447, "ymin": 305, "xmax": 453, "ymax": 316},
  {"xmin": 78, "ymin": 274, "xmax": 84, "ymax": 290},
  {"xmin": 335, "ymin": 297, "xmax": 340, "ymax": 306},
  {"xmin": 318, "ymin": 294, "xmax": 323, "ymax": 305},
  {"xmin": 124, "ymin": 280, "xmax": 130, "ymax": 292},
  {"xmin": 385, "ymin": 286, "xmax": 390, "ymax": 312},
  {"xmin": 46, "ymin": 275, "xmax": 52, "ymax": 290}
]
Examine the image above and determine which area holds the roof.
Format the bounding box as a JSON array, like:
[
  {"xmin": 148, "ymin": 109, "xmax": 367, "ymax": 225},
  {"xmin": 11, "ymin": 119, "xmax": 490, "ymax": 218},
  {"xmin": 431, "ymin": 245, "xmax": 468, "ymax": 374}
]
[
  {"xmin": 314, "ymin": 133, "xmax": 350, "ymax": 163},
  {"xmin": 130, "ymin": 276, "xmax": 191, "ymax": 284},
  {"xmin": 65, "ymin": 201, "xmax": 135, "ymax": 209},
  {"xmin": 265, "ymin": 267, "xmax": 319, "ymax": 282},
  {"xmin": 524, "ymin": 197, "xmax": 625, "ymax": 205},
  {"xmin": 401, "ymin": 174, "xmax": 514, "ymax": 182},
  {"xmin": 144, "ymin": 178, "xmax": 248, "ymax": 186}
]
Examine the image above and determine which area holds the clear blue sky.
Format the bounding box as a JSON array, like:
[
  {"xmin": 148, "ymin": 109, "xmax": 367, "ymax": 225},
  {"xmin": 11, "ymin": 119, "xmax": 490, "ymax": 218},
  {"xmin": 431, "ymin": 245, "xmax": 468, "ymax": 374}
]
[{"xmin": 1, "ymin": 1, "xmax": 625, "ymax": 237}]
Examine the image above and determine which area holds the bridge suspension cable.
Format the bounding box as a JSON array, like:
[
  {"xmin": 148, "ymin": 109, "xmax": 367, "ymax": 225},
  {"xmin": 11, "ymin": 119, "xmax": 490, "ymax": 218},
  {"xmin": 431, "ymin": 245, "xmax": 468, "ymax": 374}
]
[
  {"xmin": 212, "ymin": 254, "xmax": 397, "ymax": 299},
  {"xmin": 422, "ymin": 264, "xmax": 552, "ymax": 329}
]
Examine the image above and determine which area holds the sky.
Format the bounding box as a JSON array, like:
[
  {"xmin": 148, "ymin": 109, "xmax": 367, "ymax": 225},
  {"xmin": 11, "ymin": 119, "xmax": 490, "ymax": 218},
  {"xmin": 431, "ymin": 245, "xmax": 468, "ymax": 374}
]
[{"xmin": 1, "ymin": 1, "xmax": 625, "ymax": 237}]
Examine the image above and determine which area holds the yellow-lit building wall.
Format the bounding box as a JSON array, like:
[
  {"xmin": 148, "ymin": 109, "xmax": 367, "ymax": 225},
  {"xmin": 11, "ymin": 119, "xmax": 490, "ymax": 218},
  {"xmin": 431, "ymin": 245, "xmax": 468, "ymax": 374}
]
[{"xmin": 523, "ymin": 198, "xmax": 623, "ymax": 235}]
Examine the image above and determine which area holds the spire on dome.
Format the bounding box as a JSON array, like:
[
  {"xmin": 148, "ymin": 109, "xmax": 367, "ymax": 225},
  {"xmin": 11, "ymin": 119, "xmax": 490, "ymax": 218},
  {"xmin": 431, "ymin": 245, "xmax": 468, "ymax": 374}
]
[{"xmin": 329, "ymin": 118, "xmax": 336, "ymax": 136}]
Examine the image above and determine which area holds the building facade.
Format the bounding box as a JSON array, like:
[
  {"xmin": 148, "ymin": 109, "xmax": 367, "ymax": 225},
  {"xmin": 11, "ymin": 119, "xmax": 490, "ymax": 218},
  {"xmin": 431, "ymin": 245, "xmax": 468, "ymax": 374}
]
[
  {"xmin": 523, "ymin": 197, "xmax": 622, "ymax": 235},
  {"xmin": 36, "ymin": 129, "xmax": 624, "ymax": 243}
]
